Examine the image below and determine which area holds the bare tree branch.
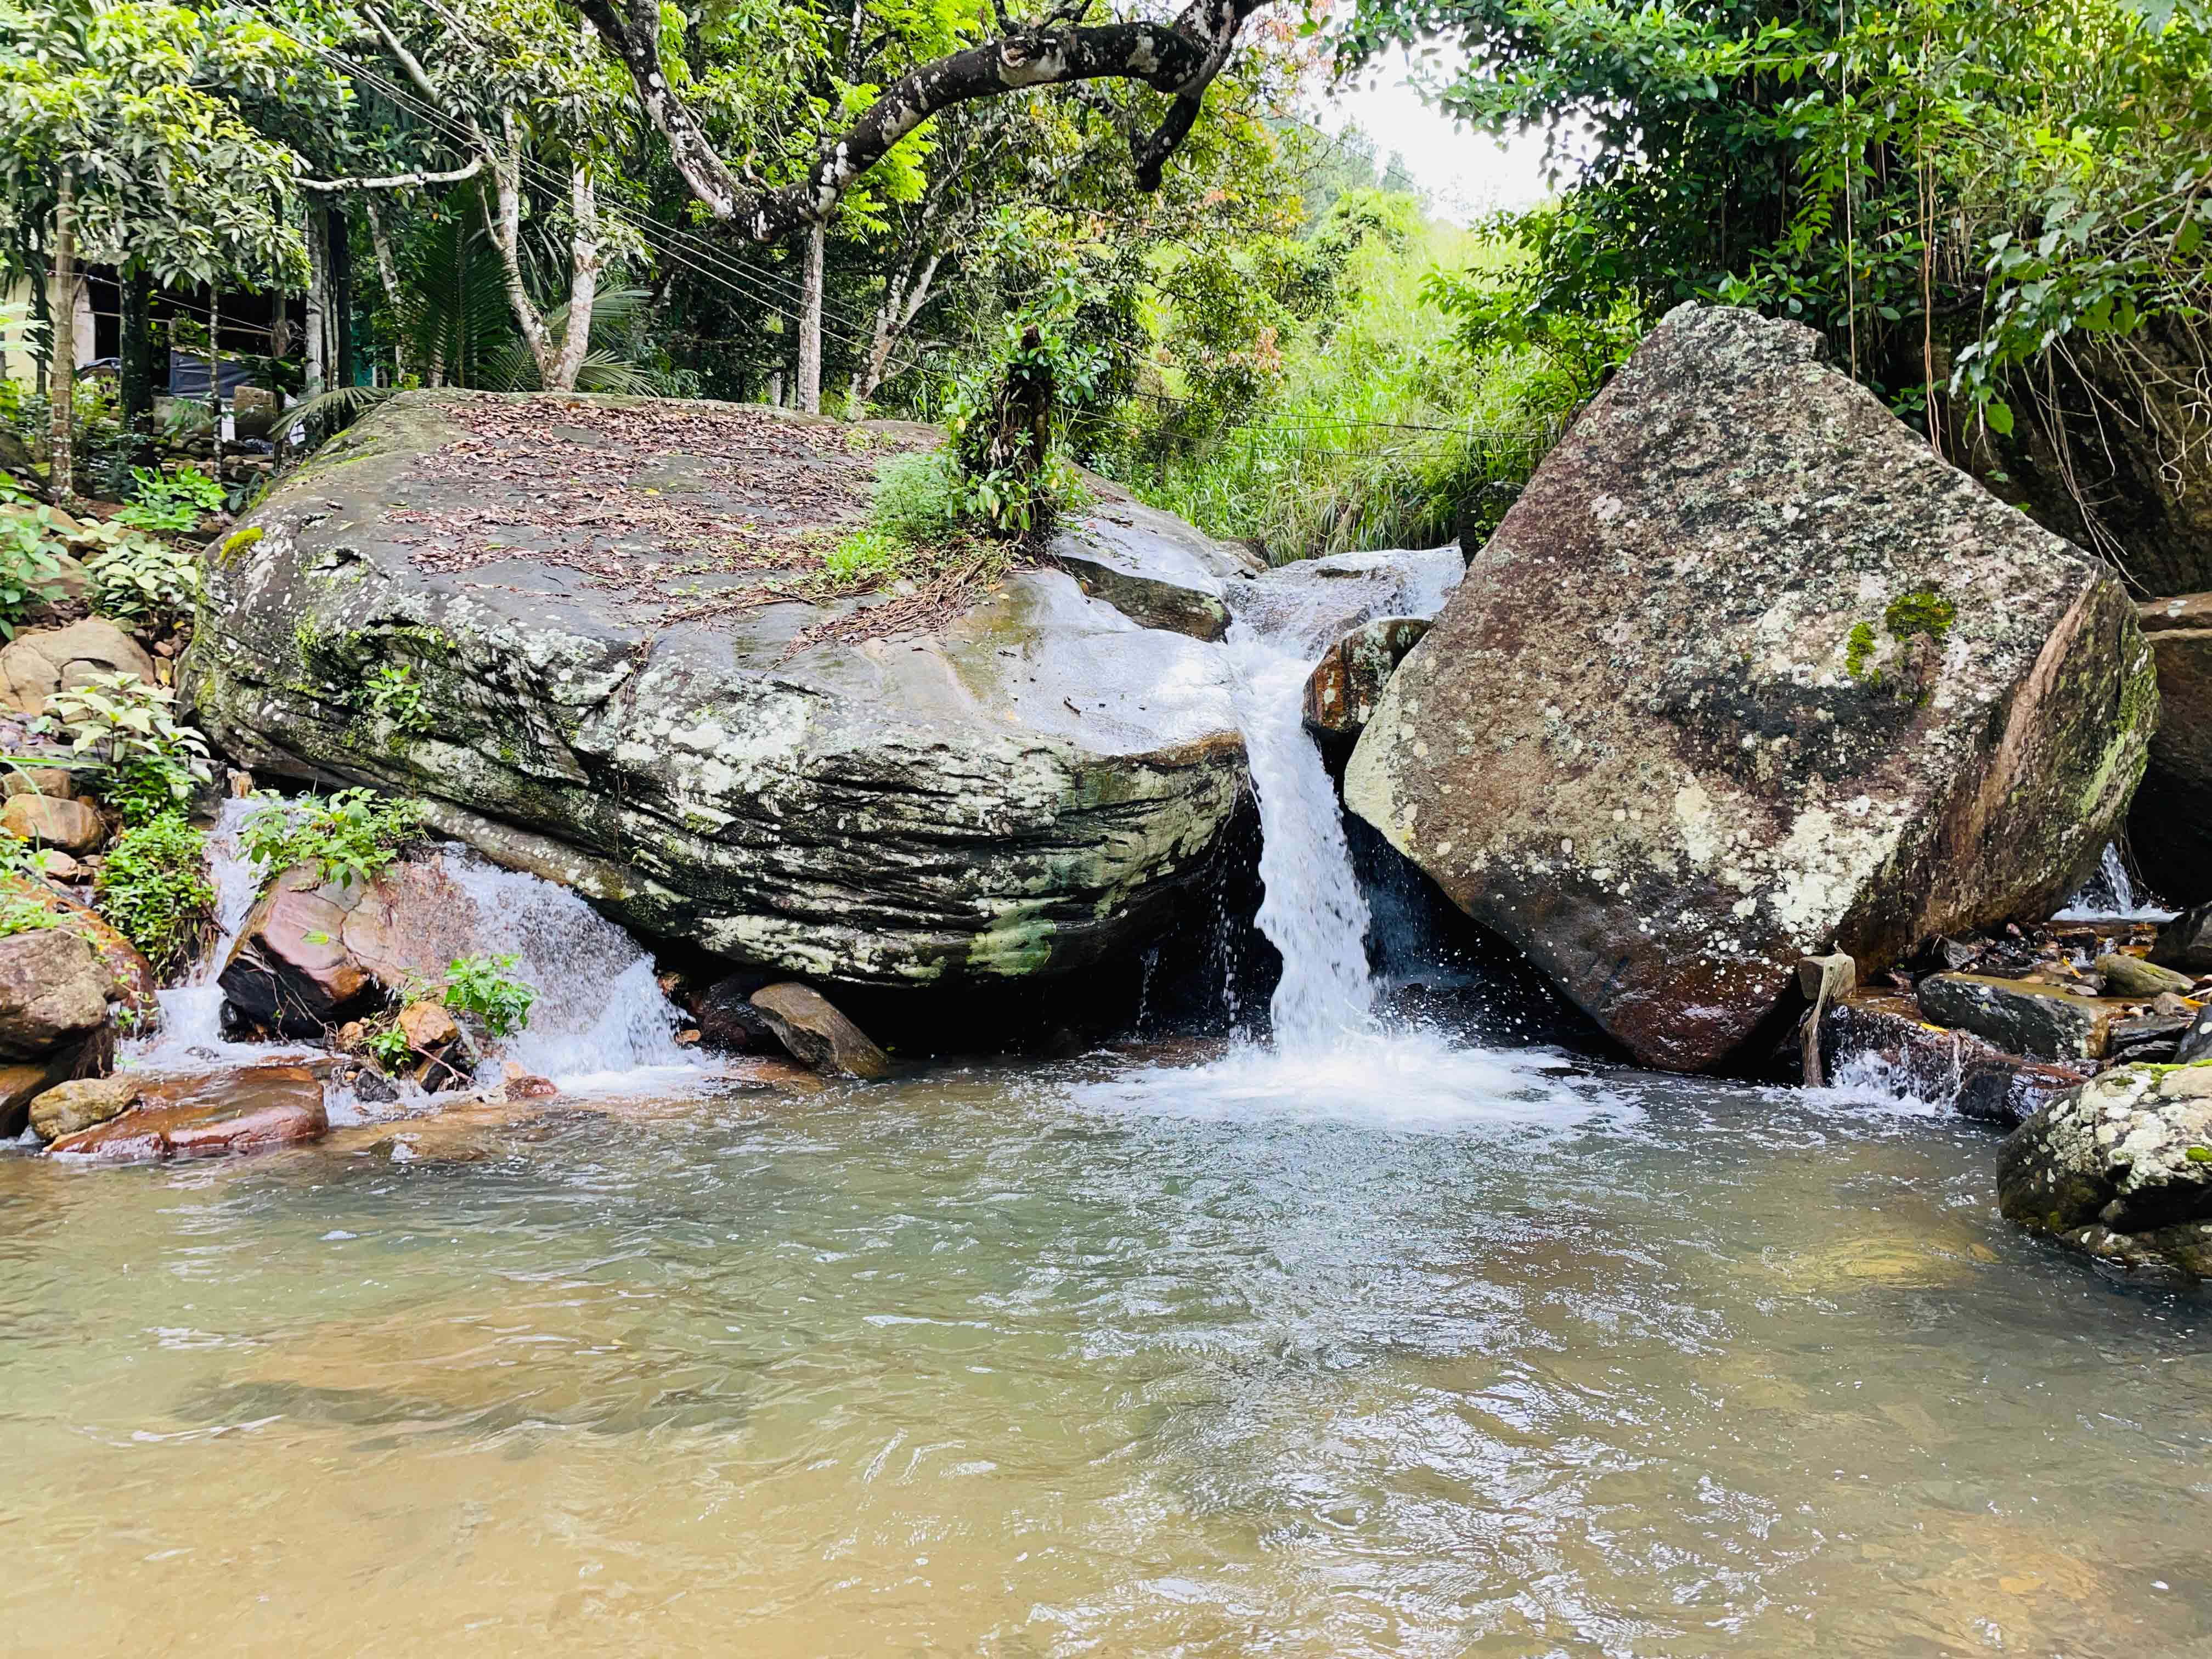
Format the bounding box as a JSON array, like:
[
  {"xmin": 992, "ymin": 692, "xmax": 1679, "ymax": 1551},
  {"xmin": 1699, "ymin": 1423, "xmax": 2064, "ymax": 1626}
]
[
  {"xmin": 573, "ymin": 0, "xmax": 1267, "ymax": 243},
  {"xmin": 301, "ymin": 155, "xmax": 486, "ymax": 191}
]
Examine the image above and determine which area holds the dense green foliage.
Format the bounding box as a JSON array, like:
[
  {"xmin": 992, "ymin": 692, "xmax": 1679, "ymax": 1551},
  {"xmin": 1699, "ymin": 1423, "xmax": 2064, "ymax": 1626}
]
[
  {"xmin": 47, "ymin": 670, "xmax": 212, "ymax": 823},
  {"xmin": 240, "ymin": 787, "xmax": 428, "ymax": 887},
  {"xmin": 442, "ymin": 952, "xmax": 536, "ymax": 1037},
  {"xmin": 95, "ymin": 812, "xmax": 213, "ymax": 975},
  {"xmin": 1341, "ymin": 0, "xmax": 2212, "ymax": 458}
]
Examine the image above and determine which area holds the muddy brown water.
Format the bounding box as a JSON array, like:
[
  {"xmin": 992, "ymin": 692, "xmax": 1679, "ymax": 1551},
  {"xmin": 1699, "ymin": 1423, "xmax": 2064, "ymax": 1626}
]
[{"xmin": 2, "ymin": 1047, "xmax": 2207, "ymax": 1656}]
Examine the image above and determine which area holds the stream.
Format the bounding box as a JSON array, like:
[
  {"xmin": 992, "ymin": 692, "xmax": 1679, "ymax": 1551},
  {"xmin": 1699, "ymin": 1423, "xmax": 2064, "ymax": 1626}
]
[{"xmin": 2, "ymin": 563, "xmax": 2209, "ymax": 1655}]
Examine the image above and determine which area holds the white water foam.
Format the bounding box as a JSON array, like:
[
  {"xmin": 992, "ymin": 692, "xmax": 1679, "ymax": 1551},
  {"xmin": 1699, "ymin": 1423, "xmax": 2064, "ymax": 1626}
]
[
  {"xmin": 130, "ymin": 802, "xmax": 699, "ymax": 1092},
  {"xmin": 2053, "ymin": 843, "xmax": 2176, "ymax": 923},
  {"xmin": 1082, "ymin": 546, "xmax": 1623, "ymax": 1131}
]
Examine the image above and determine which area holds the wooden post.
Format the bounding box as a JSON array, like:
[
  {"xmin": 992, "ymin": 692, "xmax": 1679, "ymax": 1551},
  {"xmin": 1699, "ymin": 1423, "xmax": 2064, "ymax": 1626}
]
[{"xmin": 47, "ymin": 169, "xmax": 77, "ymax": 502}]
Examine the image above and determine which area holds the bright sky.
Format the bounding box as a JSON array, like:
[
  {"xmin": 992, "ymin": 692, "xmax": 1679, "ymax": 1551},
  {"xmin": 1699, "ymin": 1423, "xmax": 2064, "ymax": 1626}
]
[{"xmin": 1308, "ymin": 47, "xmax": 1554, "ymax": 222}]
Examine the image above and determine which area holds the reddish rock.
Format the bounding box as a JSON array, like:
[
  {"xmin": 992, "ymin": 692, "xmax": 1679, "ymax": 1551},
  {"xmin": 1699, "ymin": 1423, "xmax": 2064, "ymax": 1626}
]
[
  {"xmin": 398, "ymin": 999, "xmax": 460, "ymax": 1051},
  {"xmin": 49, "ymin": 1065, "xmax": 328, "ymax": 1162},
  {"xmin": 4, "ymin": 876, "xmax": 162, "ymax": 1034},
  {"xmin": 0, "ymin": 928, "xmax": 109, "ymax": 1059},
  {"xmin": 751, "ymin": 983, "xmax": 891, "ymax": 1079},
  {"xmin": 218, "ymin": 859, "xmax": 477, "ymax": 1037}
]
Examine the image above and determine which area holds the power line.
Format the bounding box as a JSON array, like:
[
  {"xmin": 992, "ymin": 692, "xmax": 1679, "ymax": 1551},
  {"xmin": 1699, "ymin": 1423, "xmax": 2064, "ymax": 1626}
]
[{"xmin": 254, "ymin": 10, "xmax": 877, "ymax": 352}]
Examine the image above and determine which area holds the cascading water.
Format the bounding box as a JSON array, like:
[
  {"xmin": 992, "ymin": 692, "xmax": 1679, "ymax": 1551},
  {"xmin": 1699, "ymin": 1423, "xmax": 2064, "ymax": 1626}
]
[
  {"xmin": 130, "ymin": 804, "xmax": 698, "ymax": 1091},
  {"xmin": 2054, "ymin": 842, "xmax": 2176, "ymax": 922},
  {"xmin": 1076, "ymin": 548, "xmax": 1637, "ymax": 1130},
  {"xmin": 1221, "ymin": 618, "xmax": 1376, "ymax": 1049}
]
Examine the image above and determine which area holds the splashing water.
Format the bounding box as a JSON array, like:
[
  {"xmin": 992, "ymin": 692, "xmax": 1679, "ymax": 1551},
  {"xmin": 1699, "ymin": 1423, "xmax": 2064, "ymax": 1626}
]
[
  {"xmin": 132, "ymin": 801, "xmax": 697, "ymax": 1090},
  {"xmin": 2053, "ymin": 842, "xmax": 2176, "ymax": 922},
  {"xmin": 1221, "ymin": 617, "xmax": 1376, "ymax": 1049}
]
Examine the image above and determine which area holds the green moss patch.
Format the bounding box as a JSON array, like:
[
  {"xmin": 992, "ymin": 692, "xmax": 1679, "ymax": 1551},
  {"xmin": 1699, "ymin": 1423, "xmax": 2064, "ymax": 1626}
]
[{"xmin": 1883, "ymin": 589, "xmax": 1956, "ymax": 642}]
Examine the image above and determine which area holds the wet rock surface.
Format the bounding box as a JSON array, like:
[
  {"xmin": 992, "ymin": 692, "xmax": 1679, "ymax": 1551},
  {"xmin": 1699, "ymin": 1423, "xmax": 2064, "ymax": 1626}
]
[
  {"xmin": 29, "ymin": 1076, "xmax": 140, "ymax": 1143},
  {"xmin": 187, "ymin": 392, "xmax": 1261, "ymax": 991},
  {"xmin": 1817, "ymin": 990, "xmax": 2091, "ymax": 1127},
  {"xmin": 1914, "ymin": 973, "xmax": 2130, "ymax": 1063},
  {"xmin": 1998, "ymin": 1062, "xmax": 2212, "ymax": 1276},
  {"xmin": 49, "ymin": 1065, "xmax": 329, "ymax": 1162},
  {"xmin": 749, "ymin": 982, "xmax": 891, "ymax": 1079},
  {"xmin": 1303, "ymin": 617, "xmax": 1430, "ymax": 741},
  {"xmin": 1345, "ymin": 303, "xmax": 2157, "ymax": 1071}
]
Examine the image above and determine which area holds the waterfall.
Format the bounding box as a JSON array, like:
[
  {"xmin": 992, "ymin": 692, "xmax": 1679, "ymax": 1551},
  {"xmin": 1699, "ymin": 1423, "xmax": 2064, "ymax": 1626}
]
[
  {"xmin": 139, "ymin": 797, "xmax": 297, "ymax": 1063},
  {"xmin": 2054, "ymin": 843, "xmax": 2176, "ymax": 923},
  {"xmin": 1221, "ymin": 619, "xmax": 1376, "ymax": 1049}
]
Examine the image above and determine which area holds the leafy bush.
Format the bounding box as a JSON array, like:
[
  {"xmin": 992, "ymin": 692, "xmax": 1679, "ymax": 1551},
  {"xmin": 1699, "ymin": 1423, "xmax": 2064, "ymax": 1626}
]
[
  {"xmin": 239, "ymin": 787, "xmax": 427, "ymax": 887},
  {"xmin": 117, "ymin": 465, "xmax": 224, "ymax": 533},
  {"xmin": 0, "ymin": 510, "xmax": 69, "ymax": 639},
  {"xmin": 94, "ymin": 814, "xmax": 214, "ymax": 976},
  {"xmin": 442, "ymin": 951, "xmax": 536, "ymax": 1037},
  {"xmin": 362, "ymin": 1022, "xmax": 415, "ymax": 1072},
  {"xmin": 81, "ymin": 531, "xmax": 200, "ymax": 633},
  {"xmin": 46, "ymin": 672, "xmax": 213, "ymax": 824},
  {"xmin": 869, "ymin": 451, "xmax": 967, "ymax": 546}
]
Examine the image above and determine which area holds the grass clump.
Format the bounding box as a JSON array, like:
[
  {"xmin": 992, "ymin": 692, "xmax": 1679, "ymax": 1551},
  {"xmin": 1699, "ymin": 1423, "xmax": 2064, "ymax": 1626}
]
[
  {"xmin": 240, "ymin": 787, "xmax": 427, "ymax": 888},
  {"xmin": 95, "ymin": 814, "xmax": 215, "ymax": 976}
]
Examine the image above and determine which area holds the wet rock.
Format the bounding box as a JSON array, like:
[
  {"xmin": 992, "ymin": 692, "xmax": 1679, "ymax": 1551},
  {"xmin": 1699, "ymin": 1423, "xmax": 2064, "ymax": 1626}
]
[
  {"xmin": 346, "ymin": 1063, "xmax": 400, "ymax": 1104},
  {"xmin": 0, "ymin": 1038, "xmax": 107, "ymax": 1138},
  {"xmin": 398, "ymin": 1000, "xmax": 460, "ymax": 1051},
  {"xmin": 2128, "ymin": 592, "xmax": 2212, "ymax": 905},
  {"xmin": 501, "ymin": 1062, "xmax": 558, "ymax": 1100},
  {"xmin": 749, "ymin": 983, "xmax": 891, "ymax": 1079},
  {"xmin": 1818, "ymin": 991, "xmax": 2089, "ymax": 1126},
  {"xmin": 49, "ymin": 1065, "xmax": 328, "ymax": 1161},
  {"xmin": 28, "ymin": 1076, "xmax": 140, "ymax": 1143},
  {"xmin": 2152, "ymin": 903, "xmax": 2212, "ymax": 974},
  {"xmin": 218, "ymin": 859, "xmax": 480, "ymax": 1038},
  {"xmin": 2179, "ymin": 1007, "xmax": 2212, "ymax": 1065},
  {"xmin": 1046, "ymin": 499, "xmax": 1257, "ymax": 641},
  {"xmin": 2, "ymin": 876, "xmax": 161, "ymax": 1034},
  {"xmin": 1997, "ymin": 1062, "xmax": 2212, "ymax": 1276},
  {"xmin": 186, "ymin": 394, "xmax": 1256, "ymax": 991},
  {"xmin": 689, "ymin": 973, "xmax": 781, "ymax": 1053},
  {"xmin": 1227, "ymin": 547, "xmax": 1464, "ymax": 655},
  {"xmin": 2095, "ymin": 951, "xmax": 2196, "ymax": 998},
  {"xmin": 2107, "ymin": 1011, "xmax": 2195, "ymax": 1065},
  {"xmin": 1345, "ymin": 303, "xmax": 2158, "ymax": 1071},
  {"xmin": 0, "ymin": 928, "xmax": 109, "ymax": 1059},
  {"xmin": 1302, "ymin": 617, "xmax": 1430, "ymax": 740},
  {"xmin": 0, "ymin": 793, "xmax": 103, "ymax": 854},
  {"xmin": 0, "ymin": 619, "xmax": 156, "ymax": 716},
  {"xmin": 1915, "ymin": 973, "xmax": 2128, "ymax": 1062}
]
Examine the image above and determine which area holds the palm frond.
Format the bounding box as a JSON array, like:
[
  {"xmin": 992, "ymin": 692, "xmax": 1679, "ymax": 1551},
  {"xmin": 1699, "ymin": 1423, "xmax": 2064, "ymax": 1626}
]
[{"xmin": 270, "ymin": 383, "xmax": 398, "ymax": 439}]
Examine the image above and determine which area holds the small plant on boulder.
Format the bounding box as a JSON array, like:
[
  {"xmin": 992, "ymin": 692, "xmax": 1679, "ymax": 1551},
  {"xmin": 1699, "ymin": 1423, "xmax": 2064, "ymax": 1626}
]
[
  {"xmin": 239, "ymin": 787, "xmax": 428, "ymax": 888},
  {"xmin": 442, "ymin": 951, "xmax": 536, "ymax": 1038}
]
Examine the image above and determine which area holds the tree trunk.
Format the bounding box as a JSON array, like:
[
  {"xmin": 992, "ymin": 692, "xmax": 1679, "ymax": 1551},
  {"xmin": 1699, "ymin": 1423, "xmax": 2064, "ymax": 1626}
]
[
  {"xmin": 850, "ymin": 249, "xmax": 943, "ymax": 407},
  {"xmin": 207, "ymin": 293, "xmax": 225, "ymax": 475},
  {"xmin": 47, "ymin": 171, "xmax": 77, "ymax": 501},
  {"xmin": 119, "ymin": 264, "xmax": 155, "ymax": 466},
  {"xmin": 301, "ymin": 209, "xmax": 329, "ymax": 449},
  {"xmin": 798, "ymin": 221, "xmax": 825, "ymax": 415},
  {"xmin": 481, "ymin": 125, "xmax": 560, "ymax": 387},
  {"xmin": 544, "ymin": 160, "xmax": 604, "ymax": 392},
  {"xmin": 363, "ymin": 198, "xmax": 409, "ymax": 383},
  {"xmin": 327, "ymin": 207, "xmax": 356, "ymax": 391}
]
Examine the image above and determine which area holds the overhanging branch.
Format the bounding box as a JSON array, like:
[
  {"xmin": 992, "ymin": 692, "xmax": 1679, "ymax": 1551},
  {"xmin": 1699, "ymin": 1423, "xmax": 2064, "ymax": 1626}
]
[{"xmin": 573, "ymin": 0, "xmax": 1267, "ymax": 242}]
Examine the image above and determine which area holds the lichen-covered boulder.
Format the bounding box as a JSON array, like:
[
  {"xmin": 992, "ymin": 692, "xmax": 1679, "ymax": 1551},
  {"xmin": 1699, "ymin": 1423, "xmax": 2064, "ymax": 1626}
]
[
  {"xmin": 2129, "ymin": 592, "xmax": 2212, "ymax": 906},
  {"xmin": 1997, "ymin": 1062, "xmax": 2212, "ymax": 1276},
  {"xmin": 1303, "ymin": 617, "xmax": 1431, "ymax": 740},
  {"xmin": 1345, "ymin": 304, "xmax": 2158, "ymax": 1071},
  {"xmin": 185, "ymin": 392, "xmax": 1255, "ymax": 990}
]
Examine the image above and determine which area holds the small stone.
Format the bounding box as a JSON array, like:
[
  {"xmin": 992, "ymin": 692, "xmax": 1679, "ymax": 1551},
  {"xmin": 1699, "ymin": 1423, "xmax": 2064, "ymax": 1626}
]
[
  {"xmin": 2, "ymin": 764, "xmax": 77, "ymax": 801},
  {"xmin": 398, "ymin": 999, "xmax": 460, "ymax": 1052},
  {"xmin": 2153, "ymin": 903, "xmax": 2212, "ymax": 974},
  {"xmin": 2095, "ymin": 952, "xmax": 2197, "ymax": 998},
  {"xmin": 28, "ymin": 1076, "xmax": 140, "ymax": 1143}
]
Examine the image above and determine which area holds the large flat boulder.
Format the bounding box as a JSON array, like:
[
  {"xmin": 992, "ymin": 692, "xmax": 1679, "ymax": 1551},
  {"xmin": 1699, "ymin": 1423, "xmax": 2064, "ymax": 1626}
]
[
  {"xmin": 186, "ymin": 393, "xmax": 1253, "ymax": 990},
  {"xmin": 2128, "ymin": 592, "xmax": 2212, "ymax": 906},
  {"xmin": 1345, "ymin": 304, "xmax": 2158, "ymax": 1071}
]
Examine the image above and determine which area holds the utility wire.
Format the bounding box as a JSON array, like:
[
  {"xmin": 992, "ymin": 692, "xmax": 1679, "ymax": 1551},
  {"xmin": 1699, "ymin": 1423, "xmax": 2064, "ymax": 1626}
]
[{"xmin": 255, "ymin": 10, "xmax": 877, "ymax": 352}]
